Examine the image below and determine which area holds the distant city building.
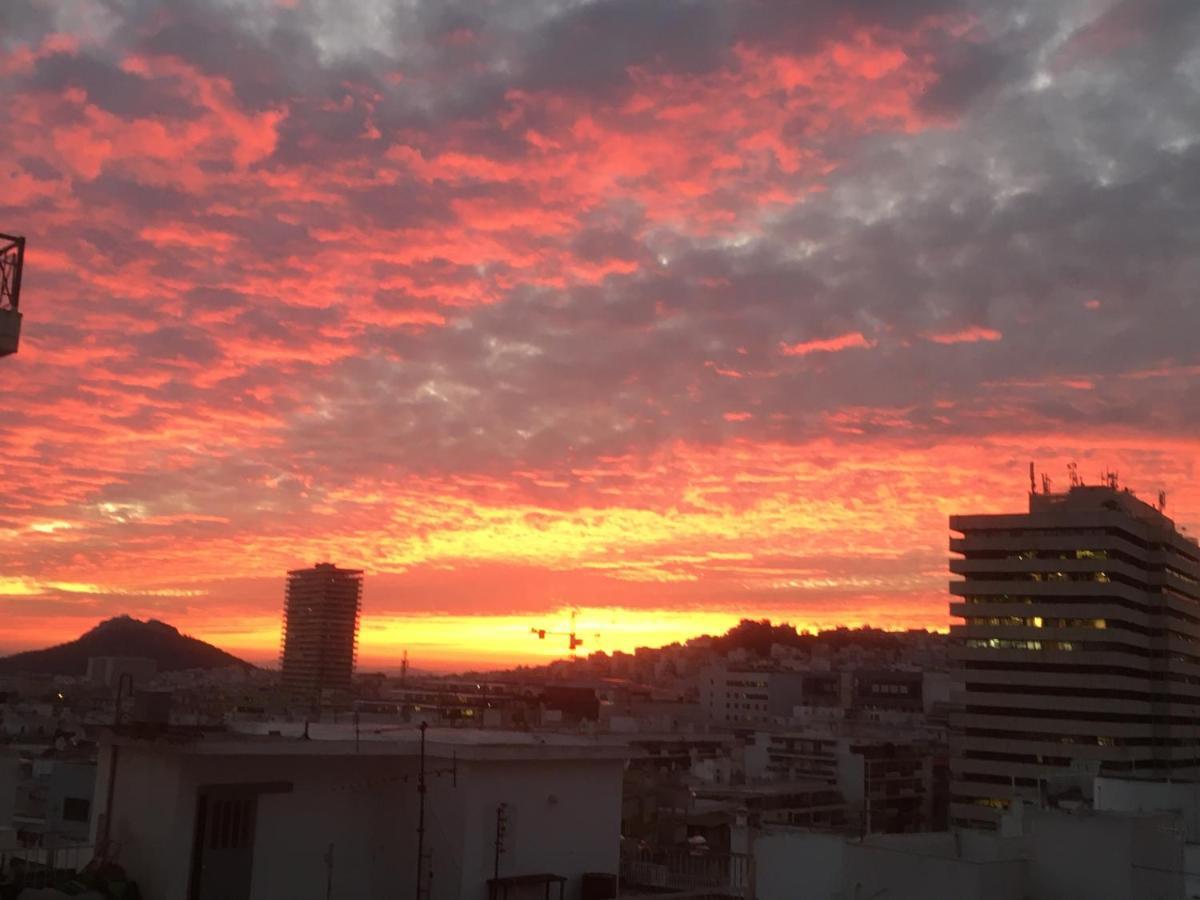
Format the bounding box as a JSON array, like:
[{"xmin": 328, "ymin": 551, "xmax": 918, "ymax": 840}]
[
  {"xmin": 279, "ymin": 563, "xmax": 362, "ymax": 694},
  {"xmin": 750, "ymin": 731, "xmax": 948, "ymax": 834},
  {"xmin": 86, "ymin": 656, "xmax": 157, "ymax": 689},
  {"xmin": 949, "ymin": 482, "xmax": 1200, "ymax": 829},
  {"xmin": 700, "ymin": 666, "xmax": 806, "ymax": 725}
]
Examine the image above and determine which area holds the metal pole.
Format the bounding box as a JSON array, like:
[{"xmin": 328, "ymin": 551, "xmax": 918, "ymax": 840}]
[
  {"xmin": 113, "ymin": 672, "xmax": 133, "ymax": 727},
  {"xmin": 494, "ymin": 803, "xmax": 506, "ymax": 880},
  {"xmin": 99, "ymin": 746, "xmax": 119, "ymax": 854},
  {"xmin": 416, "ymin": 722, "xmax": 428, "ymax": 899},
  {"xmin": 100, "ymin": 672, "xmax": 135, "ymax": 854},
  {"xmin": 494, "ymin": 806, "xmax": 501, "ymax": 880}
]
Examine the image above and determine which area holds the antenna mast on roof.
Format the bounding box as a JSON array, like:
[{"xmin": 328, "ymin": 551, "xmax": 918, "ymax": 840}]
[
  {"xmin": 1041, "ymin": 474, "xmax": 1052, "ymax": 495},
  {"xmin": 0, "ymin": 233, "xmax": 26, "ymax": 357},
  {"xmin": 1029, "ymin": 462, "xmax": 1037, "ymax": 496},
  {"xmin": 1068, "ymin": 462, "xmax": 1080, "ymax": 488}
]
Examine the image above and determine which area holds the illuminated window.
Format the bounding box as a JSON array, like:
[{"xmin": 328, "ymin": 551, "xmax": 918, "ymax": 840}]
[
  {"xmin": 965, "ymin": 639, "xmax": 1043, "ymax": 651},
  {"xmin": 974, "ymin": 797, "xmax": 1010, "ymax": 810}
]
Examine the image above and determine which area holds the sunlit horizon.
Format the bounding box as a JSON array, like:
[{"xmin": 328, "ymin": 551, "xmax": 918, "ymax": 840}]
[{"xmin": 1, "ymin": 0, "xmax": 1196, "ymax": 667}]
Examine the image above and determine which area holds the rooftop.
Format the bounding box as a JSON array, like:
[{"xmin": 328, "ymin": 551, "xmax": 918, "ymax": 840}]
[
  {"xmin": 107, "ymin": 722, "xmax": 631, "ymax": 763},
  {"xmin": 1029, "ymin": 484, "xmax": 1173, "ymax": 526},
  {"xmin": 693, "ymin": 780, "xmax": 838, "ymax": 798}
]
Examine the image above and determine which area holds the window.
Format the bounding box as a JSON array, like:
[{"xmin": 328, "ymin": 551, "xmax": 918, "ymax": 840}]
[
  {"xmin": 973, "ymin": 797, "xmax": 1010, "ymax": 810},
  {"xmin": 62, "ymin": 797, "xmax": 90, "ymax": 823}
]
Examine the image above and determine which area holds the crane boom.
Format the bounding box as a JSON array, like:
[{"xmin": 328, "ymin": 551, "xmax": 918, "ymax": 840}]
[
  {"xmin": 530, "ymin": 609, "xmax": 600, "ymax": 658},
  {"xmin": 0, "ymin": 232, "xmax": 25, "ymax": 357}
]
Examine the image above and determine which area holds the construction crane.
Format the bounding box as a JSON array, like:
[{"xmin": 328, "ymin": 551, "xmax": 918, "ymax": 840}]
[
  {"xmin": 530, "ymin": 609, "xmax": 599, "ymax": 659},
  {"xmin": 0, "ymin": 233, "xmax": 26, "ymax": 357}
]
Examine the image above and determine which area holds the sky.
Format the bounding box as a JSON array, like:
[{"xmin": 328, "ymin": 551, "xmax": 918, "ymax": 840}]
[{"xmin": 1, "ymin": 0, "xmax": 1198, "ymax": 671}]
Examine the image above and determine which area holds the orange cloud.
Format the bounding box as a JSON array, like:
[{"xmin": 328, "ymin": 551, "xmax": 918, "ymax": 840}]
[
  {"xmin": 923, "ymin": 326, "xmax": 1002, "ymax": 344},
  {"xmin": 779, "ymin": 332, "xmax": 876, "ymax": 356},
  {"xmin": 1, "ymin": 3, "xmax": 1191, "ymax": 672}
]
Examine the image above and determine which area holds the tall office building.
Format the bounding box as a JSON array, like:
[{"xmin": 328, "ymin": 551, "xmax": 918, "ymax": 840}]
[
  {"xmin": 280, "ymin": 563, "xmax": 363, "ymax": 694},
  {"xmin": 948, "ymin": 479, "xmax": 1200, "ymax": 830}
]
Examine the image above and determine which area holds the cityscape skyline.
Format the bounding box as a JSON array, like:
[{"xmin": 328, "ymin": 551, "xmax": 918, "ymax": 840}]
[
  {"xmin": 4, "ymin": 470, "xmax": 1194, "ymax": 670},
  {"xmin": 4, "ymin": 1, "xmax": 1200, "ymax": 897},
  {"xmin": 3, "ymin": 0, "xmax": 1199, "ymax": 670}
]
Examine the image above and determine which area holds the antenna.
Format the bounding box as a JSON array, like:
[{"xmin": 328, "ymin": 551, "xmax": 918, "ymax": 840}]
[
  {"xmin": 1041, "ymin": 473, "xmax": 1052, "ymax": 495},
  {"xmin": 1159, "ymin": 490, "xmax": 1167, "ymax": 512},
  {"xmin": 1067, "ymin": 462, "xmax": 1080, "ymax": 488},
  {"xmin": 494, "ymin": 802, "xmax": 509, "ymax": 880},
  {"xmin": 1029, "ymin": 462, "xmax": 1036, "ymax": 496},
  {"xmin": 0, "ymin": 233, "xmax": 26, "ymax": 357},
  {"xmin": 416, "ymin": 722, "xmax": 430, "ymax": 900}
]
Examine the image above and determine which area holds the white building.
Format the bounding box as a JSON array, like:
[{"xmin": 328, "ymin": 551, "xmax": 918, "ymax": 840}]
[
  {"xmin": 700, "ymin": 667, "xmax": 806, "ymax": 725},
  {"xmin": 91, "ymin": 725, "xmax": 626, "ymax": 900},
  {"xmin": 754, "ymin": 800, "xmax": 1185, "ymax": 900},
  {"xmin": 86, "ymin": 656, "xmax": 158, "ymax": 689}
]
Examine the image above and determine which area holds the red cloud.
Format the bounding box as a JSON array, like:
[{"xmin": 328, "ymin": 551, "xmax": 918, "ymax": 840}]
[
  {"xmin": 1, "ymin": 5, "xmax": 1192, "ymax": 668},
  {"xmin": 923, "ymin": 326, "xmax": 1002, "ymax": 344},
  {"xmin": 779, "ymin": 332, "xmax": 876, "ymax": 356}
]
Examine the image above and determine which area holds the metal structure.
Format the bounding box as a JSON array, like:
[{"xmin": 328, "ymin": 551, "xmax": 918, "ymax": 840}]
[
  {"xmin": 530, "ymin": 609, "xmax": 599, "ymax": 658},
  {"xmin": 0, "ymin": 232, "xmax": 25, "ymax": 356},
  {"xmin": 413, "ymin": 722, "xmax": 458, "ymax": 900},
  {"xmin": 416, "ymin": 723, "xmax": 429, "ymax": 899},
  {"xmin": 493, "ymin": 802, "xmax": 508, "ymax": 880}
]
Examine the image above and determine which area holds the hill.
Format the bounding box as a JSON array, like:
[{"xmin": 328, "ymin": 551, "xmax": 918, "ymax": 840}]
[
  {"xmin": 0, "ymin": 615, "xmax": 253, "ymax": 676},
  {"xmin": 701, "ymin": 618, "xmax": 945, "ymax": 657}
]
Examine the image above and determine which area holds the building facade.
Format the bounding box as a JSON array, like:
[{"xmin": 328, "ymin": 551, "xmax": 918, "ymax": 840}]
[
  {"xmin": 91, "ymin": 727, "xmax": 625, "ymax": 900},
  {"xmin": 753, "ymin": 731, "xmax": 945, "ymax": 834},
  {"xmin": 949, "ymin": 483, "xmax": 1200, "ymax": 829},
  {"xmin": 1, "ymin": 752, "xmax": 96, "ymax": 847},
  {"xmin": 86, "ymin": 656, "xmax": 157, "ymax": 689},
  {"xmin": 279, "ymin": 563, "xmax": 362, "ymax": 695},
  {"xmin": 700, "ymin": 667, "xmax": 805, "ymax": 725}
]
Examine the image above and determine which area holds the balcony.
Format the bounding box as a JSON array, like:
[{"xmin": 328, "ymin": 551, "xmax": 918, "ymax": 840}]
[{"xmin": 620, "ymin": 847, "xmax": 753, "ymax": 898}]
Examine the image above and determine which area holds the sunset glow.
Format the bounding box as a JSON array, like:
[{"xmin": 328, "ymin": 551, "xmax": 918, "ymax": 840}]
[{"xmin": 2, "ymin": 0, "xmax": 1197, "ymax": 670}]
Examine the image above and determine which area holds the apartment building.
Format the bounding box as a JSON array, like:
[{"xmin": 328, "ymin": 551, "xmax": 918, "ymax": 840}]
[
  {"xmin": 699, "ymin": 666, "xmax": 805, "ymax": 725},
  {"xmin": 279, "ymin": 563, "xmax": 363, "ymax": 695},
  {"xmin": 949, "ymin": 481, "xmax": 1200, "ymax": 829}
]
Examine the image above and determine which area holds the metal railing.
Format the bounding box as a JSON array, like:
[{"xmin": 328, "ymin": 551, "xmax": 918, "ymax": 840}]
[
  {"xmin": 620, "ymin": 847, "xmax": 753, "ymax": 898},
  {"xmin": 0, "ymin": 842, "xmax": 97, "ymax": 891}
]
